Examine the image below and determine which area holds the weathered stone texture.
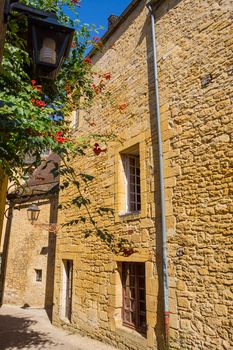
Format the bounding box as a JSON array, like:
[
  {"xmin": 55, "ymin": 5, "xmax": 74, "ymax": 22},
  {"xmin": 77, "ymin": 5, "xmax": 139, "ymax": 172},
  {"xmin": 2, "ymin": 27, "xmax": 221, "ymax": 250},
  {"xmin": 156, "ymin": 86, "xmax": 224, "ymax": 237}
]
[
  {"xmin": 53, "ymin": 0, "xmax": 232, "ymax": 349},
  {"xmin": 2, "ymin": 200, "xmax": 55, "ymax": 309},
  {"xmin": 156, "ymin": 0, "xmax": 233, "ymax": 348}
]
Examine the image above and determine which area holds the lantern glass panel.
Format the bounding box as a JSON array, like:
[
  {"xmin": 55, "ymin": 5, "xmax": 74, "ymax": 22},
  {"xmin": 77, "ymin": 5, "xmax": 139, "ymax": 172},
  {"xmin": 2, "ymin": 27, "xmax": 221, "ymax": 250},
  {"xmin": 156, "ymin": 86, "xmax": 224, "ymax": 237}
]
[
  {"xmin": 28, "ymin": 17, "xmax": 74, "ymax": 79},
  {"xmin": 27, "ymin": 203, "xmax": 40, "ymax": 222},
  {"xmin": 34, "ymin": 26, "xmax": 70, "ymax": 66}
]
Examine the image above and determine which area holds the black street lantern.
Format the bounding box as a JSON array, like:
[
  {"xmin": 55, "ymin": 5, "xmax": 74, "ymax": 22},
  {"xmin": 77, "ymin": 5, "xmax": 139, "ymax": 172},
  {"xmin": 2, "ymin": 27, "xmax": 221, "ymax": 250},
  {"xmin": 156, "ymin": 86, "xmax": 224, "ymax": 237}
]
[
  {"xmin": 28, "ymin": 15, "xmax": 74, "ymax": 79},
  {"xmin": 4, "ymin": 0, "xmax": 75, "ymax": 80},
  {"xmin": 27, "ymin": 203, "xmax": 40, "ymax": 223}
]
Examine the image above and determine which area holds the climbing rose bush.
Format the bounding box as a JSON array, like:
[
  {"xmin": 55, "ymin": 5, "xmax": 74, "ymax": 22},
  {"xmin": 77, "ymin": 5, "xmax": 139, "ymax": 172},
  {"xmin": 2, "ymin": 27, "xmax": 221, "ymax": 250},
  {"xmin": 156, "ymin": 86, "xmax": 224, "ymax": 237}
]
[{"xmin": 0, "ymin": 0, "xmax": 97, "ymax": 180}]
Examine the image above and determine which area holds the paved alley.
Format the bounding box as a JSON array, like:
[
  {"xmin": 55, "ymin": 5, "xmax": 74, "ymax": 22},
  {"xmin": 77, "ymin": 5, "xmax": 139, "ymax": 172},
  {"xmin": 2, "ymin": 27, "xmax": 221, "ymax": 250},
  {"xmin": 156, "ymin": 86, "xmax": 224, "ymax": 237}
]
[{"xmin": 0, "ymin": 305, "xmax": 118, "ymax": 350}]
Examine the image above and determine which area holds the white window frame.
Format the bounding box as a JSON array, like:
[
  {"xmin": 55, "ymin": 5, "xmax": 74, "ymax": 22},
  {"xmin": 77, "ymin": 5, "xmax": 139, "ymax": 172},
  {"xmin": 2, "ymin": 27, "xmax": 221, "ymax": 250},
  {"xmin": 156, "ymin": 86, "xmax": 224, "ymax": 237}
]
[
  {"xmin": 122, "ymin": 154, "xmax": 141, "ymax": 214},
  {"xmin": 73, "ymin": 109, "xmax": 80, "ymax": 129}
]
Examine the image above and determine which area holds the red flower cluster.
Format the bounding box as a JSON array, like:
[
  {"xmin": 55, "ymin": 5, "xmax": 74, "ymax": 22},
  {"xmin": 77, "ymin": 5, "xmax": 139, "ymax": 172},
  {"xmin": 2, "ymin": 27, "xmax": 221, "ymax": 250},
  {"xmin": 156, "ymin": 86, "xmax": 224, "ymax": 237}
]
[
  {"xmin": 92, "ymin": 79, "xmax": 106, "ymax": 94},
  {"xmin": 93, "ymin": 36, "xmax": 101, "ymax": 42},
  {"xmin": 122, "ymin": 247, "xmax": 134, "ymax": 257},
  {"xmin": 84, "ymin": 56, "xmax": 93, "ymax": 65},
  {"xmin": 103, "ymin": 72, "xmax": 111, "ymax": 80},
  {"xmin": 92, "ymin": 83, "xmax": 101, "ymax": 94},
  {"xmin": 31, "ymin": 79, "xmax": 42, "ymax": 92},
  {"xmin": 92, "ymin": 36, "xmax": 103, "ymax": 47},
  {"xmin": 93, "ymin": 143, "xmax": 107, "ymax": 156},
  {"xmin": 119, "ymin": 103, "xmax": 128, "ymax": 113},
  {"xmin": 31, "ymin": 99, "xmax": 46, "ymax": 108},
  {"xmin": 96, "ymin": 41, "xmax": 103, "ymax": 47},
  {"xmin": 70, "ymin": 0, "xmax": 81, "ymax": 7},
  {"xmin": 65, "ymin": 84, "xmax": 71, "ymax": 93},
  {"xmin": 55, "ymin": 131, "xmax": 65, "ymax": 143}
]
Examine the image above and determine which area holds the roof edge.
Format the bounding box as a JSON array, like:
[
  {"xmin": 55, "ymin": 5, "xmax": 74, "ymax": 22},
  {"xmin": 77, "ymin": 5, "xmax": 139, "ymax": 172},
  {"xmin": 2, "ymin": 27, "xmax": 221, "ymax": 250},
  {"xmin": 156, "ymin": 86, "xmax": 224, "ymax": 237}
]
[{"xmin": 89, "ymin": 0, "xmax": 142, "ymax": 57}]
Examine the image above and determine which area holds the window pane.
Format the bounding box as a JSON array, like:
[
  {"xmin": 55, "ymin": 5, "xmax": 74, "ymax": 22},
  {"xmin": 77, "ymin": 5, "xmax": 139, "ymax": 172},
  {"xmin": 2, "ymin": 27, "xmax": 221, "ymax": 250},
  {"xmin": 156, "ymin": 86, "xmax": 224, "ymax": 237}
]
[
  {"xmin": 139, "ymin": 289, "xmax": 145, "ymax": 301},
  {"xmin": 139, "ymin": 315, "xmax": 146, "ymax": 329},
  {"xmin": 130, "ymin": 276, "xmax": 135, "ymax": 286},
  {"xmin": 129, "ymin": 158, "xmax": 135, "ymax": 166},
  {"xmin": 131, "ymin": 299, "xmax": 135, "ymax": 312},
  {"xmin": 130, "ymin": 193, "xmax": 135, "ymax": 202},
  {"xmin": 139, "ymin": 302, "xmax": 146, "ymax": 312},
  {"xmin": 130, "ymin": 184, "xmax": 136, "ymax": 191},
  {"xmin": 130, "ymin": 203, "xmax": 136, "ymax": 212},
  {"xmin": 125, "ymin": 310, "xmax": 130, "ymax": 322},
  {"xmin": 131, "ymin": 288, "xmax": 135, "ymax": 299},
  {"xmin": 139, "ymin": 277, "xmax": 145, "ymax": 288},
  {"xmin": 132, "ymin": 311, "xmax": 136, "ymax": 324},
  {"xmin": 125, "ymin": 298, "xmax": 130, "ymax": 308},
  {"xmin": 130, "ymin": 175, "xmax": 135, "ymax": 183}
]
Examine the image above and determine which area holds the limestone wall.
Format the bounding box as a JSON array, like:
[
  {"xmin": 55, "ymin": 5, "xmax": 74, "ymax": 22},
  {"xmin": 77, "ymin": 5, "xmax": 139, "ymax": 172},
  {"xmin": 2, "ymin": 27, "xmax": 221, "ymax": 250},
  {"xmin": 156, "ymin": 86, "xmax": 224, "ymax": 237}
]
[
  {"xmin": 53, "ymin": 0, "xmax": 232, "ymax": 349},
  {"xmin": 155, "ymin": 0, "xmax": 233, "ymax": 349},
  {"xmin": 2, "ymin": 199, "xmax": 55, "ymax": 309}
]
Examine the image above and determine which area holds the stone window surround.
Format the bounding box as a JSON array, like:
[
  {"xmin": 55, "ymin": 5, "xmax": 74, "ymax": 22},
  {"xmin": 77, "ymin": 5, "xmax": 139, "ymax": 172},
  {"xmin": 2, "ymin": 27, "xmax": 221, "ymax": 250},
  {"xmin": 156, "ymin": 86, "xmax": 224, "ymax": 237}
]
[
  {"xmin": 109, "ymin": 252, "xmax": 157, "ymax": 348},
  {"xmin": 35, "ymin": 269, "xmax": 42, "ymax": 282},
  {"xmin": 114, "ymin": 132, "xmax": 147, "ymax": 222}
]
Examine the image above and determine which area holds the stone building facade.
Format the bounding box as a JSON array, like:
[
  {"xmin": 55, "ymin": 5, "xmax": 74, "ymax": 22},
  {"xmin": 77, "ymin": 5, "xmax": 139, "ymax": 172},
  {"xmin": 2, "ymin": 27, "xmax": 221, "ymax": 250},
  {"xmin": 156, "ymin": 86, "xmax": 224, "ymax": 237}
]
[
  {"xmin": 53, "ymin": 1, "xmax": 233, "ymax": 350},
  {"xmin": 0, "ymin": 154, "xmax": 59, "ymax": 317}
]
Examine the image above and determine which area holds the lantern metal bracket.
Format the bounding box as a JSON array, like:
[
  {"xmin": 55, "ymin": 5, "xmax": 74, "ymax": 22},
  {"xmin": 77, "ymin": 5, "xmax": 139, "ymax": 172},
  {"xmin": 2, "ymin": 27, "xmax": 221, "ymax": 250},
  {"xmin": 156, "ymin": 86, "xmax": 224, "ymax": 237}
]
[{"xmin": 4, "ymin": 0, "xmax": 55, "ymax": 23}]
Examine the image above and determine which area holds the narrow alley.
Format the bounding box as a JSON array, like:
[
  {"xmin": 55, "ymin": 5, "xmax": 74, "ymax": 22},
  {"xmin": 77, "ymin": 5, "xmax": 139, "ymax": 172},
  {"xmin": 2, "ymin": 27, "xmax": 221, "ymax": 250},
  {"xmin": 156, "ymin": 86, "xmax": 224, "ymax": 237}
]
[{"xmin": 0, "ymin": 305, "xmax": 118, "ymax": 350}]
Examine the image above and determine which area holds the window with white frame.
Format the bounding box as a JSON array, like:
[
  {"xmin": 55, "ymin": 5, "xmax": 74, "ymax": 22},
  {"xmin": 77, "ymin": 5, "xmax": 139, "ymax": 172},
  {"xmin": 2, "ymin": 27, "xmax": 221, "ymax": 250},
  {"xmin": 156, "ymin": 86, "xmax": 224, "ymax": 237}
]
[
  {"xmin": 121, "ymin": 145, "xmax": 141, "ymax": 214},
  {"xmin": 73, "ymin": 109, "xmax": 80, "ymax": 129},
  {"xmin": 122, "ymin": 262, "xmax": 146, "ymax": 334}
]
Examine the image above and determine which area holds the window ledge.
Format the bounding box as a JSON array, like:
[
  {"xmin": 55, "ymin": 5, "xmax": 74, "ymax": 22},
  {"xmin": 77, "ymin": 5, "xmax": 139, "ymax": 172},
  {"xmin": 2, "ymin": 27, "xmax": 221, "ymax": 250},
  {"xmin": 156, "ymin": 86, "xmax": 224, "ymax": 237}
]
[
  {"xmin": 119, "ymin": 212, "xmax": 140, "ymax": 221},
  {"xmin": 116, "ymin": 324, "xmax": 147, "ymax": 343},
  {"xmin": 60, "ymin": 316, "xmax": 71, "ymax": 324}
]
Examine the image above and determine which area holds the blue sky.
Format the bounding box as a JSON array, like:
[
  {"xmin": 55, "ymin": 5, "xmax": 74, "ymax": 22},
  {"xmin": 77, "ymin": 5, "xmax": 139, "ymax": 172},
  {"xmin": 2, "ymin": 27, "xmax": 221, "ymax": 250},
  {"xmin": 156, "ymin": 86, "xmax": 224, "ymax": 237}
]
[{"xmin": 77, "ymin": 0, "xmax": 132, "ymax": 36}]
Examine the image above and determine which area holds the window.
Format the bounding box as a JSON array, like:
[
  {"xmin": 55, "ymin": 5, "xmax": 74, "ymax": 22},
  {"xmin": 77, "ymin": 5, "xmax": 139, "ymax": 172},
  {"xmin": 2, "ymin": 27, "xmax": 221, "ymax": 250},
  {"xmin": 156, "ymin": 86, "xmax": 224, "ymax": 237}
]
[
  {"xmin": 122, "ymin": 263, "xmax": 146, "ymax": 333},
  {"xmin": 40, "ymin": 149, "xmax": 51, "ymax": 159},
  {"xmin": 61, "ymin": 260, "xmax": 73, "ymax": 321},
  {"xmin": 73, "ymin": 109, "xmax": 80, "ymax": 129},
  {"xmin": 35, "ymin": 269, "xmax": 42, "ymax": 282},
  {"xmin": 121, "ymin": 144, "xmax": 141, "ymax": 214}
]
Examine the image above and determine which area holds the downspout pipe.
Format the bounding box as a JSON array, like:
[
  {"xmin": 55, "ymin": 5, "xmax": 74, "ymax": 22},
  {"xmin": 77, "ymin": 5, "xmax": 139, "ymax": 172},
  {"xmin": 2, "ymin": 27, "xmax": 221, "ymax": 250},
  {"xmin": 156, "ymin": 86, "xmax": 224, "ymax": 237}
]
[{"xmin": 146, "ymin": 0, "xmax": 170, "ymax": 343}]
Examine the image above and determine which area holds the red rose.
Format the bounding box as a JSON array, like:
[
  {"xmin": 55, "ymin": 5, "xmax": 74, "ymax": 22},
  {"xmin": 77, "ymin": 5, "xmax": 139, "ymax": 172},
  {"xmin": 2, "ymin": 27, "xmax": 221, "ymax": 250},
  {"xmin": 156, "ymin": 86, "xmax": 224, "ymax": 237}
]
[
  {"xmin": 56, "ymin": 136, "xmax": 65, "ymax": 143},
  {"xmin": 103, "ymin": 72, "xmax": 111, "ymax": 80},
  {"xmin": 93, "ymin": 143, "xmax": 107, "ymax": 156},
  {"xmin": 84, "ymin": 57, "xmax": 93, "ymax": 64},
  {"xmin": 93, "ymin": 36, "xmax": 101, "ymax": 42}
]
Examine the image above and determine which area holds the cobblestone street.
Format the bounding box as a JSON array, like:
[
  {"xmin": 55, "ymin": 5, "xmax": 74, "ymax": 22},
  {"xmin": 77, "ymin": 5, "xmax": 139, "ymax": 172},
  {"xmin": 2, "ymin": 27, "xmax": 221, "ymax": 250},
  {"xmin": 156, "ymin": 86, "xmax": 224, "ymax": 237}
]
[{"xmin": 0, "ymin": 305, "xmax": 117, "ymax": 350}]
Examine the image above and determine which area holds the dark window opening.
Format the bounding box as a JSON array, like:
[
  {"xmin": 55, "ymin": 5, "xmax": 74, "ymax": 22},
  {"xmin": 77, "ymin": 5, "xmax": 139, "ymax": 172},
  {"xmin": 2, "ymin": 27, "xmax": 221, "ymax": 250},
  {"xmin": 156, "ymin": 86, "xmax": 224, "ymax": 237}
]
[
  {"xmin": 35, "ymin": 269, "xmax": 42, "ymax": 282},
  {"xmin": 122, "ymin": 262, "xmax": 146, "ymax": 334},
  {"xmin": 64, "ymin": 260, "xmax": 73, "ymax": 321}
]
